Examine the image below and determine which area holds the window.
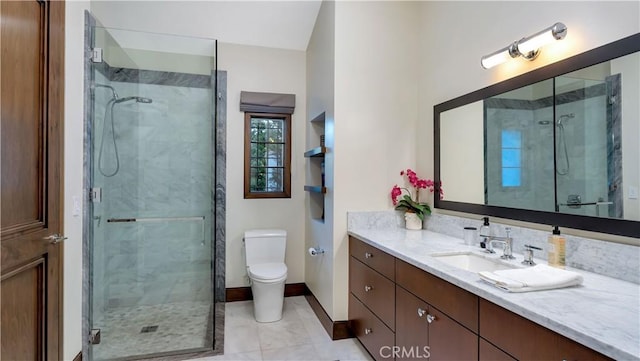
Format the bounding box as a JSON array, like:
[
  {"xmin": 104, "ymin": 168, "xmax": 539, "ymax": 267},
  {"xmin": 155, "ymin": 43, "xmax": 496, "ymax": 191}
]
[
  {"xmin": 501, "ymin": 129, "xmax": 522, "ymax": 187},
  {"xmin": 244, "ymin": 112, "xmax": 292, "ymax": 198}
]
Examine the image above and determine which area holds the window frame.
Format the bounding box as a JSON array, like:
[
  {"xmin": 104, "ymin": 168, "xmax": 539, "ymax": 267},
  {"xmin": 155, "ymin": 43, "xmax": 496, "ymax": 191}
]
[
  {"xmin": 500, "ymin": 128, "xmax": 523, "ymax": 188},
  {"xmin": 244, "ymin": 112, "xmax": 292, "ymax": 199}
]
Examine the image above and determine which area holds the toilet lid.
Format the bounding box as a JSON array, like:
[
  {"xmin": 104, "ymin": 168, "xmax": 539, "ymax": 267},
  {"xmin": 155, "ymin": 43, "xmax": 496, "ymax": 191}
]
[{"xmin": 249, "ymin": 263, "xmax": 287, "ymax": 281}]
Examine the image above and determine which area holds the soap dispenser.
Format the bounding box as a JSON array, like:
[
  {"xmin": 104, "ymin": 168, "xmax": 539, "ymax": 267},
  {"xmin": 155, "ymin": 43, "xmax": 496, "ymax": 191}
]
[
  {"xmin": 479, "ymin": 217, "xmax": 491, "ymax": 249},
  {"xmin": 547, "ymin": 226, "xmax": 566, "ymax": 269}
]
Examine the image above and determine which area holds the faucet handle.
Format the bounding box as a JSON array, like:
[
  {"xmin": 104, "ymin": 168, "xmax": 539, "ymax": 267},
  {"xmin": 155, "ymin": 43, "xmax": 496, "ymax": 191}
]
[{"xmin": 522, "ymin": 244, "xmax": 542, "ymax": 266}]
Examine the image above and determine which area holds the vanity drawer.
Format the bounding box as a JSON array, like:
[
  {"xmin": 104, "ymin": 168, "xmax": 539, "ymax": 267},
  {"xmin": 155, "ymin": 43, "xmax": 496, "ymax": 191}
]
[
  {"xmin": 349, "ymin": 236, "xmax": 395, "ymax": 281},
  {"xmin": 480, "ymin": 299, "xmax": 612, "ymax": 361},
  {"xmin": 350, "ymin": 257, "xmax": 395, "ymax": 330},
  {"xmin": 396, "ymin": 258, "xmax": 478, "ymax": 332},
  {"xmin": 349, "ymin": 293, "xmax": 395, "ymax": 361}
]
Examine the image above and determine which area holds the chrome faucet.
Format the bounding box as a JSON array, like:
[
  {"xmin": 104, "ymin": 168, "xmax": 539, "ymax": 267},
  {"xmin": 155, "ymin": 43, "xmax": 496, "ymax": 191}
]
[{"xmin": 482, "ymin": 227, "xmax": 515, "ymax": 260}]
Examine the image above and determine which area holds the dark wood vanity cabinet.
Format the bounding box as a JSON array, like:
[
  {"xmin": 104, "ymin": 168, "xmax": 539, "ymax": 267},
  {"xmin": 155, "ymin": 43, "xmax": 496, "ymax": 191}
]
[
  {"xmin": 396, "ymin": 259, "xmax": 478, "ymax": 361},
  {"xmin": 349, "ymin": 236, "xmax": 613, "ymax": 361},
  {"xmin": 396, "ymin": 285, "xmax": 478, "ymax": 361},
  {"xmin": 479, "ymin": 339, "xmax": 517, "ymax": 361},
  {"xmin": 349, "ymin": 237, "xmax": 396, "ymax": 361},
  {"xmin": 350, "ymin": 294, "xmax": 395, "ymax": 361},
  {"xmin": 350, "ymin": 257, "xmax": 396, "ymax": 330},
  {"xmin": 349, "ymin": 237, "xmax": 478, "ymax": 361},
  {"xmin": 480, "ymin": 299, "xmax": 612, "ymax": 361},
  {"xmin": 395, "ymin": 286, "xmax": 429, "ymax": 360}
]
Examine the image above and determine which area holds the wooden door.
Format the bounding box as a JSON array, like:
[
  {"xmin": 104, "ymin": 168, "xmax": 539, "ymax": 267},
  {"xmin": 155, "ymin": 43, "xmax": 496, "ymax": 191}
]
[{"xmin": 1, "ymin": 0, "xmax": 65, "ymax": 360}]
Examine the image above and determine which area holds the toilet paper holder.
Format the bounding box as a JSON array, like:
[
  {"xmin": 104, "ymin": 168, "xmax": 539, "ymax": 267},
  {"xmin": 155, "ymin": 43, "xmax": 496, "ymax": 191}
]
[{"xmin": 308, "ymin": 247, "xmax": 325, "ymax": 256}]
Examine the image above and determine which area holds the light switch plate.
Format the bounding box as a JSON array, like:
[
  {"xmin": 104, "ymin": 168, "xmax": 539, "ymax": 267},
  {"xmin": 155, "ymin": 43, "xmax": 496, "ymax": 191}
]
[
  {"xmin": 629, "ymin": 186, "xmax": 638, "ymax": 199},
  {"xmin": 72, "ymin": 196, "xmax": 81, "ymax": 216}
]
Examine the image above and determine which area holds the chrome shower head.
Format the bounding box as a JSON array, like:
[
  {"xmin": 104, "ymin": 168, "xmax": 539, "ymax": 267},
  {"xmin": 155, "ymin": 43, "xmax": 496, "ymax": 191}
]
[{"xmin": 557, "ymin": 113, "xmax": 575, "ymax": 126}]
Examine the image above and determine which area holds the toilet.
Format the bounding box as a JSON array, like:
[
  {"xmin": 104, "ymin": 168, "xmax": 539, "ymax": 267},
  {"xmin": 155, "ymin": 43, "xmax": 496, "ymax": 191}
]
[{"xmin": 244, "ymin": 229, "xmax": 288, "ymax": 322}]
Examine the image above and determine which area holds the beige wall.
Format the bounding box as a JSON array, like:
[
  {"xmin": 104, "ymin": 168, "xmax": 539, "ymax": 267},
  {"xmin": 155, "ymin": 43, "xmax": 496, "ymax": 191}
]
[
  {"xmin": 220, "ymin": 42, "xmax": 307, "ymax": 288},
  {"xmin": 332, "ymin": 1, "xmax": 420, "ymax": 320},
  {"xmin": 306, "ymin": 0, "xmax": 421, "ymax": 321},
  {"xmin": 305, "ymin": 0, "xmax": 336, "ymax": 318},
  {"xmin": 440, "ymin": 101, "xmax": 485, "ymax": 204},
  {"xmin": 64, "ymin": 1, "xmax": 90, "ymax": 359}
]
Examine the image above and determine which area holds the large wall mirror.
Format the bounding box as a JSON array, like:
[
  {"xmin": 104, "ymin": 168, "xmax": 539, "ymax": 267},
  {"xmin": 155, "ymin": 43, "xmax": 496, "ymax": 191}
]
[{"xmin": 434, "ymin": 33, "xmax": 639, "ymax": 238}]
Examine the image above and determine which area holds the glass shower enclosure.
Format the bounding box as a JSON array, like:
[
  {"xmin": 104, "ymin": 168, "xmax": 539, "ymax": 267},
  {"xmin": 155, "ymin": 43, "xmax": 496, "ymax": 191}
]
[
  {"xmin": 484, "ymin": 71, "xmax": 622, "ymax": 218},
  {"xmin": 86, "ymin": 23, "xmax": 217, "ymax": 360}
]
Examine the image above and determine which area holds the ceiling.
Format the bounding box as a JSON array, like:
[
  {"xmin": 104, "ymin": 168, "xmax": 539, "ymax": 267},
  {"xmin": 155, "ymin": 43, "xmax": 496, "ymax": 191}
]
[{"xmin": 90, "ymin": 0, "xmax": 323, "ymax": 51}]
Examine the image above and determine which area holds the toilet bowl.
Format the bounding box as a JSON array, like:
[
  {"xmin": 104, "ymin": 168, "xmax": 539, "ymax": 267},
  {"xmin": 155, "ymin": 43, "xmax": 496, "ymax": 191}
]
[{"xmin": 244, "ymin": 230, "xmax": 288, "ymax": 322}]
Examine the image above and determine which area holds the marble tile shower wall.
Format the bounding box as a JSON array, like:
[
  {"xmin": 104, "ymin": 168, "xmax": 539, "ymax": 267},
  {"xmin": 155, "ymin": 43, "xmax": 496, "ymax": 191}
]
[
  {"xmin": 485, "ymin": 107, "xmax": 555, "ymax": 212},
  {"xmin": 347, "ymin": 211, "xmax": 639, "ymax": 284},
  {"xmin": 98, "ymin": 81, "xmax": 213, "ymax": 309},
  {"xmin": 556, "ymin": 96, "xmax": 608, "ymax": 217},
  {"xmin": 92, "ymin": 70, "xmax": 111, "ymax": 322}
]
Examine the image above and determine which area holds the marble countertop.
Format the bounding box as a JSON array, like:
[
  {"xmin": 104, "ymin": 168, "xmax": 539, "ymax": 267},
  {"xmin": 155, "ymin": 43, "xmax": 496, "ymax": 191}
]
[{"xmin": 348, "ymin": 227, "xmax": 640, "ymax": 361}]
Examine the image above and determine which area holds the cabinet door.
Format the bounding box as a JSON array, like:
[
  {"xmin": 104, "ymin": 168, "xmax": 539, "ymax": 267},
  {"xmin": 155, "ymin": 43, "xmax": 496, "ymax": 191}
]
[
  {"xmin": 480, "ymin": 299, "xmax": 612, "ymax": 361},
  {"xmin": 396, "ymin": 259, "xmax": 478, "ymax": 332},
  {"xmin": 395, "ymin": 286, "xmax": 430, "ymax": 361},
  {"xmin": 428, "ymin": 306, "xmax": 479, "ymax": 361},
  {"xmin": 480, "ymin": 338, "xmax": 516, "ymax": 361}
]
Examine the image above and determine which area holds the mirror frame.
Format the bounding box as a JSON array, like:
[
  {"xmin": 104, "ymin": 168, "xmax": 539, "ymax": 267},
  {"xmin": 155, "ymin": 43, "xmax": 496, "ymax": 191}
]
[{"xmin": 434, "ymin": 33, "xmax": 640, "ymax": 238}]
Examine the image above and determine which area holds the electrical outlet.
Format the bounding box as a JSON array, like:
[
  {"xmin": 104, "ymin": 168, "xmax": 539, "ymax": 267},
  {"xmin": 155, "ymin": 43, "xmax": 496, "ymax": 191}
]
[{"xmin": 629, "ymin": 186, "xmax": 639, "ymax": 200}]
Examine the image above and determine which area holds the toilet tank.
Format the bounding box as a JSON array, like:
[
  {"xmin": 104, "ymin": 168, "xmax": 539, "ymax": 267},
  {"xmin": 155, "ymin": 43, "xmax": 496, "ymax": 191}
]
[{"xmin": 244, "ymin": 229, "xmax": 287, "ymax": 267}]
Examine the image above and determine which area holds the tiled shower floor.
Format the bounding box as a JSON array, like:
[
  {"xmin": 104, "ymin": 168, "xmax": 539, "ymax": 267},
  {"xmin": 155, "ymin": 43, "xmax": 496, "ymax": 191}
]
[{"xmin": 93, "ymin": 301, "xmax": 212, "ymax": 360}]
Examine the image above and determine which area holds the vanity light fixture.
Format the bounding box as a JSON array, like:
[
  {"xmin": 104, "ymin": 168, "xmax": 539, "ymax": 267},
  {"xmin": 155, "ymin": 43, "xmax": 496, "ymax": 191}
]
[{"xmin": 481, "ymin": 22, "xmax": 567, "ymax": 69}]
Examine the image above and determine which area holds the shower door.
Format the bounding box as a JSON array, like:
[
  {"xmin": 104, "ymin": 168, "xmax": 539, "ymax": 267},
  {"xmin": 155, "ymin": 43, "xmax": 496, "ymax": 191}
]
[
  {"xmin": 87, "ymin": 24, "xmax": 217, "ymax": 360},
  {"xmin": 554, "ymin": 75, "xmax": 621, "ymax": 218}
]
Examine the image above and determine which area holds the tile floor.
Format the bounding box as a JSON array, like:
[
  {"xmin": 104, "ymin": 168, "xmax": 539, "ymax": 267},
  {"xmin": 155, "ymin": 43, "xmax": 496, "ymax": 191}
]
[
  {"xmin": 93, "ymin": 301, "xmax": 212, "ymax": 360},
  {"xmin": 194, "ymin": 296, "xmax": 373, "ymax": 361}
]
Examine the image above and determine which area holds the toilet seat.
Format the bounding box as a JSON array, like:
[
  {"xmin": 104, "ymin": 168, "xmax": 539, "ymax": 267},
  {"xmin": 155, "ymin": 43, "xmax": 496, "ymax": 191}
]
[{"xmin": 248, "ymin": 262, "xmax": 287, "ymax": 282}]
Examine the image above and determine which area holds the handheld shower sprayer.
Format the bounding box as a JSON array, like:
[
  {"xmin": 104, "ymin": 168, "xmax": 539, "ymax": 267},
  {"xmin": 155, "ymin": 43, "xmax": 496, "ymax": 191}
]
[
  {"xmin": 556, "ymin": 113, "xmax": 575, "ymax": 175},
  {"xmin": 557, "ymin": 113, "xmax": 575, "ymax": 126},
  {"xmin": 97, "ymin": 90, "xmax": 154, "ymax": 177},
  {"xmin": 94, "ymin": 83, "xmax": 119, "ymax": 100}
]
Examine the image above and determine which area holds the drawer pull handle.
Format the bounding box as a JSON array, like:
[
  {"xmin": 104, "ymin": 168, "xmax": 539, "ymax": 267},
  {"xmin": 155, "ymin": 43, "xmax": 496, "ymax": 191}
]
[
  {"xmin": 426, "ymin": 314, "xmax": 436, "ymax": 323},
  {"xmin": 364, "ymin": 285, "xmax": 373, "ymax": 292},
  {"xmin": 364, "ymin": 252, "xmax": 373, "ymax": 259},
  {"xmin": 364, "ymin": 328, "xmax": 373, "ymax": 335},
  {"xmin": 417, "ymin": 308, "xmax": 426, "ymax": 317}
]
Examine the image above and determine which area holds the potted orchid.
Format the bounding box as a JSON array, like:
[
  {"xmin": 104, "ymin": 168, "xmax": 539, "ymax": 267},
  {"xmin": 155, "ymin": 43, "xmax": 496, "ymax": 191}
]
[{"xmin": 391, "ymin": 169, "xmax": 442, "ymax": 230}]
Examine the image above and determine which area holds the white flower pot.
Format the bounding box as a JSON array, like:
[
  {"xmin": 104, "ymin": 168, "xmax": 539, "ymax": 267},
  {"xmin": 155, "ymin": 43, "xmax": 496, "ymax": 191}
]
[{"xmin": 404, "ymin": 212, "xmax": 422, "ymax": 230}]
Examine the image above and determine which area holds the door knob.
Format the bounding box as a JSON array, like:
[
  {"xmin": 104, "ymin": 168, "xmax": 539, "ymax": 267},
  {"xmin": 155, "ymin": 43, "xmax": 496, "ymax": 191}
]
[
  {"xmin": 364, "ymin": 328, "xmax": 372, "ymax": 335},
  {"xmin": 364, "ymin": 285, "xmax": 373, "ymax": 292},
  {"xmin": 417, "ymin": 308, "xmax": 426, "ymax": 317},
  {"xmin": 364, "ymin": 252, "xmax": 373, "ymax": 259},
  {"xmin": 44, "ymin": 234, "xmax": 67, "ymax": 244},
  {"xmin": 426, "ymin": 314, "xmax": 436, "ymax": 323}
]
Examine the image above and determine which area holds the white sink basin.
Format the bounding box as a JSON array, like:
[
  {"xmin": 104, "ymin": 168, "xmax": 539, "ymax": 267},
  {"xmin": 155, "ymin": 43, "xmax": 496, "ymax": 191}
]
[{"xmin": 430, "ymin": 252, "xmax": 519, "ymax": 272}]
